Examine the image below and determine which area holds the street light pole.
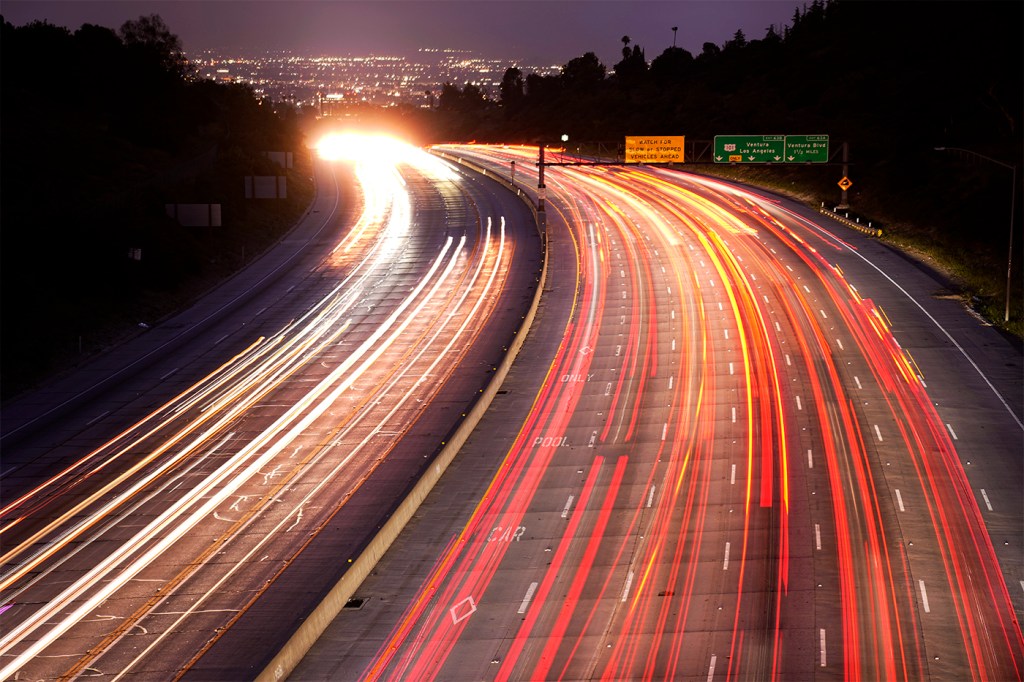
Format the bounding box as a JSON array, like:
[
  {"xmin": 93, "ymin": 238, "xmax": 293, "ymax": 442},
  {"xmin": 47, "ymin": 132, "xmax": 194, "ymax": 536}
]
[{"xmin": 934, "ymin": 147, "xmax": 1018, "ymax": 322}]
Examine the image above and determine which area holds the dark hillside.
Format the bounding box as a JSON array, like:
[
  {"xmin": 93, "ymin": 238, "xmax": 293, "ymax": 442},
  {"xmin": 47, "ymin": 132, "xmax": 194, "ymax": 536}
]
[
  {"xmin": 422, "ymin": 0, "xmax": 1022, "ymax": 329},
  {"xmin": 1, "ymin": 16, "xmax": 313, "ymax": 398}
]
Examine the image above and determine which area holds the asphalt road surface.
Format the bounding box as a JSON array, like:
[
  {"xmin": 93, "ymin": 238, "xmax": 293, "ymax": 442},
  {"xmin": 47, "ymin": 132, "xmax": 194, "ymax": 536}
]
[
  {"xmin": 293, "ymin": 145, "xmax": 1023, "ymax": 682},
  {"xmin": 0, "ymin": 146, "xmax": 540, "ymax": 680}
]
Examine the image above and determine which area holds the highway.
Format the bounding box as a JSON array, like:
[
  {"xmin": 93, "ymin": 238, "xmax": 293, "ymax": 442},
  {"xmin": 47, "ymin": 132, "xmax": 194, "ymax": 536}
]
[
  {"xmin": 295, "ymin": 145, "xmax": 1024, "ymax": 681},
  {"xmin": 0, "ymin": 138, "xmax": 541, "ymax": 680}
]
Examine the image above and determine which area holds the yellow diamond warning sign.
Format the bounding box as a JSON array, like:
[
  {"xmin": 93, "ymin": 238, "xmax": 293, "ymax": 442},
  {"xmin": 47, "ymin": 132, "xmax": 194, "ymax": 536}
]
[
  {"xmin": 625, "ymin": 136, "xmax": 685, "ymax": 164},
  {"xmin": 838, "ymin": 176, "xmax": 853, "ymax": 191}
]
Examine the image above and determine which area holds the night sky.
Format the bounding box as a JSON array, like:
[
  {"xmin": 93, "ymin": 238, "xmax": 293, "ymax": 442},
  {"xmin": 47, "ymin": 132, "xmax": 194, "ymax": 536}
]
[{"xmin": 1, "ymin": 1, "xmax": 798, "ymax": 65}]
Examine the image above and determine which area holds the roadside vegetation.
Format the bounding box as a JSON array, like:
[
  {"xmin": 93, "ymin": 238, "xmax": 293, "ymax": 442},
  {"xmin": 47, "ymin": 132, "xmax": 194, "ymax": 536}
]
[
  {"xmin": 400, "ymin": 0, "xmax": 1022, "ymax": 336},
  {"xmin": 1, "ymin": 15, "xmax": 313, "ymax": 398}
]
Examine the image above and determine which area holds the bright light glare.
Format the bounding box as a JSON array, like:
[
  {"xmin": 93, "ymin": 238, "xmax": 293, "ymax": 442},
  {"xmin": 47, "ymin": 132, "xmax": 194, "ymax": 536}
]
[
  {"xmin": 316, "ymin": 132, "xmax": 458, "ymax": 182},
  {"xmin": 316, "ymin": 133, "xmax": 411, "ymax": 163}
]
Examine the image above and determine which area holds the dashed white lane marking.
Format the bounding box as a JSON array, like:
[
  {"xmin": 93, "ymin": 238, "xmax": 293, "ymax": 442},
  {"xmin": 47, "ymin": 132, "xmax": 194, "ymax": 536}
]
[
  {"xmin": 820, "ymin": 309, "xmax": 828, "ymax": 319},
  {"xmin": 854, "ymin": 376, "xmax": 862, "ymax": 389},
  {"xmin": 980, "ymin": 489, "xmax": 993, "ymax": 512},
  {"xmin": 836, "ymin": 338, "xmax": 844, "ymax": 350},
  {"xmin": 723, "ymin": 542, "xmax": 731, "ymax": 570},
  {"xmin": 669, "ymin": 376, "xmax": 674, "ymax": 390},
  {"xmin": 647, "ymin": 486, "xmax": 656, "ymax": 508},
  {"xmin": 672, "ymin": 339, "xmax": 676, "ymax": 351},
  {"xmin": 729, "ymin": 362, "xmax": 734, "ymax": 375},
  {"xmin": 724, "ymin": 329, "xmax": 729, "ymax": 340},
  {"xmin": 621, "ymin": 571, "xmax": 634, "ymax": 602},
  {"xmin": 820, "ymin": 629, "xmax": 827, "ymax": 667},
  {"xmin": 662, "ymin": 423, "xmax": 669, "ymax": 441},
  {"xmin": 815, "ymin": 523, "xmax": 822, "ymax": 550},
  {"xmin": 896, "ymin": 489, "xmax": 905, "ymax": 512},
  {"xmin": 785, "ymin": 354, "xmax": 792, "ymax": 366},
  {"xmin": 561, "ymin": 495, "xmax": 575, "ymax": 519},
  {"xmin": 731, "ymin": 407, "xmax": 737, "ymax": 423},
  {"xmin": 160, "ymin": 367, "xmax": 179, "ymax": 381},
  {"xmin": 774, "ymin": 321, "xmax": 782, "ymax": 333},
  {"xmin": 919, "ymin": 580, "xmax": 931, "ymax": 613},
  {"xmin": 796, "ymin": 396, "xmax": 803, "ymax": 411},
  {"xmin": 518, "ymin": 582, "xmax": 538, "ymax": 613},
  {"xmin": 874, "ymin": 424, "xmax": 884, "ymax": 442},
  {"xmin": 946, "ymin": 423, "xmax": 959, "ymax": 440},
  {"xmin": 86, "ymin": 410, "xmax": 111, "ymax": 426},
  {"xmin": 730, "ymin": 464, "xmax": 736, "ymax": 485},
  {"xmin": 707, "ymin": 654, "xmax": 717, "ymax": 682}
]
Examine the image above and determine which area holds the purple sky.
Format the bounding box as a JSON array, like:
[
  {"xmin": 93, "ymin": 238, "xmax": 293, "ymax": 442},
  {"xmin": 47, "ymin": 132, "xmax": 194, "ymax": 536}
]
[{"xmin": 2, "ymin": 1, "xmax": 798, "ymax": 66}]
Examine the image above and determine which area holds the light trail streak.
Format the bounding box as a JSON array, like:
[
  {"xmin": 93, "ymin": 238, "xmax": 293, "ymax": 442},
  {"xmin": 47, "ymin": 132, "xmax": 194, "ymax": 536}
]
[
  {"xmin": 0, "ymin": 139, "xmax": 519, "ymax": 680},
  {"xmin": 373, "ymin": 145, "xmax": 1022, "ymax": 682}
]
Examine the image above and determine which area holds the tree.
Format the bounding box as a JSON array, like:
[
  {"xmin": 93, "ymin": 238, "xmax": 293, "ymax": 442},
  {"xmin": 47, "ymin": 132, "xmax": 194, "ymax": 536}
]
[
  {"xmin": 650, "ymin": 46, "xmax": 693, "ymax": 85},
  {"xmin": 119, "ymin": 14, "xmax": 191, "ymax": 78},
  {"xmin": 562, "ymin": 52, "xmax": 606, "ymax": 90},
  {"xmin": 499, "ymin": 67, "xmax": 525, "ymax": 113}
]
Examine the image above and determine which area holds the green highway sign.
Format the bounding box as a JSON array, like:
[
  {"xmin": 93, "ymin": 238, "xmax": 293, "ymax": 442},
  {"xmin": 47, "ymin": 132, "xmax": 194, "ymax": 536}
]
[
  {"xmin": 714, "ymin": 135, "xmax": 785, "ymax": 163},
  {"xmin": 784, "ymin": 135, "xmax": 829, "ymax": 163},
  {"xmin": 714, "ymin": 134, "xmax": 830, "ymax": 163}
]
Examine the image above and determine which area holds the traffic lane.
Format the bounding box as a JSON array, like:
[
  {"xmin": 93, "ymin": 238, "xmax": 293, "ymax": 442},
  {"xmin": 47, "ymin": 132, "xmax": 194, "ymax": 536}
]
[
  {"xmin": 0, "ymin": 164, "xmax": 456, "ymax": 593},
  {"xmin": 0, "ymin": 158, "xmax": 354, "ymax": 455},
  {"xmin": 179, "ymin": 159, "xmax": 542, "ymax": 680},
  {"xmin": 289, "ymin": 154, "xmax": 578, "ymax": 682},
  {"xmin": 0, "ymin": 157, "xmax": 528, "ymax": 675}
]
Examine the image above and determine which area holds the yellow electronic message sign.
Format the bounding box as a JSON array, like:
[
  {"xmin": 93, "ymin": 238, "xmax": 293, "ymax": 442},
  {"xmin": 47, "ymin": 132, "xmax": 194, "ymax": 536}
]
[{"xmin": 625, "ymin": 136, "xmax": 685, "ymax": 163}]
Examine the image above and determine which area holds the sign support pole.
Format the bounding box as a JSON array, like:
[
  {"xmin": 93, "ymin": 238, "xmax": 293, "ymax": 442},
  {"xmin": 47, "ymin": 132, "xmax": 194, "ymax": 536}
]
[{"xmin": 838, "ymin": 141, "xmax": 850, "ymax": 209}]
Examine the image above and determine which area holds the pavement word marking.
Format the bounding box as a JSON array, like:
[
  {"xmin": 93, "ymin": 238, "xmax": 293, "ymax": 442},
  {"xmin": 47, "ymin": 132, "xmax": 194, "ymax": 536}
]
[{"xmin": 487, "ymin": 526, "xmax": 526, "ymax": 542}]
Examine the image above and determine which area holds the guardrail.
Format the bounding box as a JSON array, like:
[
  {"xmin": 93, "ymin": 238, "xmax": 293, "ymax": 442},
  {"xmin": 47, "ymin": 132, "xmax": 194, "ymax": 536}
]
[
  {"xmin": 256, "ymin": 151, "xmax": 549, "ymax": 682},
  {"xmin": 819, "ymin": 204, "xmax": 883, "ymax": 237}
]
